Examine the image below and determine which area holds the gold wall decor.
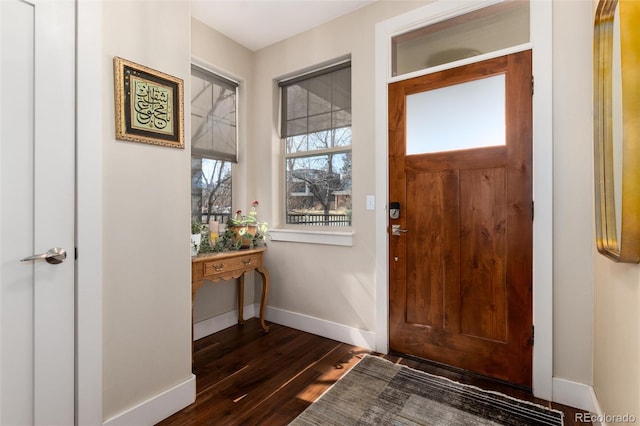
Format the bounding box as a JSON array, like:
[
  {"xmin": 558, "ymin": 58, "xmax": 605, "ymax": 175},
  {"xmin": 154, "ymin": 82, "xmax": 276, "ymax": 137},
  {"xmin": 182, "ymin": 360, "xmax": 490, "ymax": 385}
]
[
  {"xmin": 113, "ymin": 57, "xmax": 184, "ymax": 148},
  {"xmin": 594, "ymin": 0, "xmax": 640, "ymax": 262}
]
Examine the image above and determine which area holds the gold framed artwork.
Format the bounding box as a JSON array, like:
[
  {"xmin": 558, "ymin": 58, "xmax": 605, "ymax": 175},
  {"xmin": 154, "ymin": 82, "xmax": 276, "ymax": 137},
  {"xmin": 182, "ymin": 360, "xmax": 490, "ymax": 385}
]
[
  {"xmin": 113, "ymin": 57, "xmax": 184, "ymax": 149},
  {"xmin": 593, "ymin": 0, "xmax": 640, "ymax": 263}
]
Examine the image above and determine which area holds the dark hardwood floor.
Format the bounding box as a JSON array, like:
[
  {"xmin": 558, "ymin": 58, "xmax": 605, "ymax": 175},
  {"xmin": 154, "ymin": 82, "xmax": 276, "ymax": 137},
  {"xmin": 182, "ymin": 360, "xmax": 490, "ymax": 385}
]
[{"xmin": 158, "ymin": 318, "xmax": 589, "ymax": 425}]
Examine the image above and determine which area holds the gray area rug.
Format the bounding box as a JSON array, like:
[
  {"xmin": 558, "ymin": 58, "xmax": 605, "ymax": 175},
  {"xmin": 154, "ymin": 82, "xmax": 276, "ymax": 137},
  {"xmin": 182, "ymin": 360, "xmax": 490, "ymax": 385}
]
[{"xmin": 290, "ymin": 355, "xmax": 563, "ymax": 425}]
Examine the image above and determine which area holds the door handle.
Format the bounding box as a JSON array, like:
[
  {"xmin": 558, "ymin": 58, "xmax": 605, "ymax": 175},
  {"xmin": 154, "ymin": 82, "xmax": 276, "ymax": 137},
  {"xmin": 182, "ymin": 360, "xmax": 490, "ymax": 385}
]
[
  {"xmin": 391, "ymin": 225, "xmax": 409, "ymax": 236},
  {"xmin": 21, "ymin": 247, "xmax": 67, "ymax": 265}
]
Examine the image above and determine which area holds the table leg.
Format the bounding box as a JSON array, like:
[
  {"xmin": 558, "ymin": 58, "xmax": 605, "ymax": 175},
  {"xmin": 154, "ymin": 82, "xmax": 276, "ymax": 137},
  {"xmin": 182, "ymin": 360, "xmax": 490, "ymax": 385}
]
[
  {"xmin": 237, "ymin": 274, "xmax": 245, "ymax": 324},
  {"xmin": 192, "ymin": 280, "xmax": 203, "ymax": 366},
  {"xmin": 255, "ymin": 266, "xmax": 270, "ymax": 332}
]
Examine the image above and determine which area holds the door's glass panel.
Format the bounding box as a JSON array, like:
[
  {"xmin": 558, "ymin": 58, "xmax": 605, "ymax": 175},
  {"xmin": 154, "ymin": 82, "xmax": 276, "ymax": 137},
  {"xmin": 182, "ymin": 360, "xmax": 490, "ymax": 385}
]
[
  {"xmin": 406, "ymin": 74, "xmax": 505, "ymax": 155},
  {"xmin": 392, "ymin": 1, "xmax": 529, "ymax": 77}
]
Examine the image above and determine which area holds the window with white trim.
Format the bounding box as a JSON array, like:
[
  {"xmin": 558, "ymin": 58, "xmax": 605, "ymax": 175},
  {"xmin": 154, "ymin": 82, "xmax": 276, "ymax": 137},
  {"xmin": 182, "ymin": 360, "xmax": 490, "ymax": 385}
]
[
  {"xmin": 190, "ymin": 65, "xmax": 237, "ymax": 227},
  {"xmin": 280, "ymin": 61, "xmax": 352, "ymax": 227}
]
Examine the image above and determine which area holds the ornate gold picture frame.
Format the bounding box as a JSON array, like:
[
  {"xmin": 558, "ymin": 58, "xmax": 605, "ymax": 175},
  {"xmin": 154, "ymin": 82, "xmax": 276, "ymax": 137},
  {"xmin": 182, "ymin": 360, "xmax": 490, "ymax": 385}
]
[
  {"xmin": 594, "ymin": 0, "xmax": 640, "ymax": 262},
  {"xmin": 113, "ymin": 57, "xmax": 184, "ymax": 149}
]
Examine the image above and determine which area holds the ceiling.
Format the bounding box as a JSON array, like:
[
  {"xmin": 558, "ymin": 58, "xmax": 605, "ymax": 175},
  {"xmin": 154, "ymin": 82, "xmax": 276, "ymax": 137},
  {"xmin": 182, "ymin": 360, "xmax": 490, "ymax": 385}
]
[{"xmin": 191, "ymin": 0, "xmax": 377, "ymax": 51}]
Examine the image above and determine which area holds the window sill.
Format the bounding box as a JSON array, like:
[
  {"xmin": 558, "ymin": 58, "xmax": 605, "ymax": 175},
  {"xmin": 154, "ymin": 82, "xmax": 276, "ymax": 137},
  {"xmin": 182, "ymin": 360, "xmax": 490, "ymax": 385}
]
[{"xmin": 269, "ymin": 228, "xmax": 353, "ymax": 247}]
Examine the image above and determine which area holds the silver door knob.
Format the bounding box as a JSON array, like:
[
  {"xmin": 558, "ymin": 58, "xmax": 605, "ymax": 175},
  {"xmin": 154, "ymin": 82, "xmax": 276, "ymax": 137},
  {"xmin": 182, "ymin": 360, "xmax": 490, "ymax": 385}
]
[
  {"xmin": 21, "ymin": 247, "xmax": 67, "ymax": 264},
  {"xmin": 391, "ymin": 225, "xmax": 409, "ymax": 236}
]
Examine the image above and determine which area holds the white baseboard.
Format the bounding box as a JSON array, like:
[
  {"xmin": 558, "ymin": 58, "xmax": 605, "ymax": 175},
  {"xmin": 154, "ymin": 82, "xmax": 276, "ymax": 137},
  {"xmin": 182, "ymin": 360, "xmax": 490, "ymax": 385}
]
[
  {"xmin": 103, "ymin": 374, "xmax": 195, "ymax": 426},
  {"xmin": 194, "ymin": 304, "xmax": 256, "ymax": 340},
  {"xmin": 264, "ymin": 305, "xmax": 376, "ymax": 349},
  {"xmin": 194, "ymin": 304, "xmax": 376, "ymax": 350},
  {"xmin": 552, "ymin": 377, "xmax": 600, "ymax": 418}
]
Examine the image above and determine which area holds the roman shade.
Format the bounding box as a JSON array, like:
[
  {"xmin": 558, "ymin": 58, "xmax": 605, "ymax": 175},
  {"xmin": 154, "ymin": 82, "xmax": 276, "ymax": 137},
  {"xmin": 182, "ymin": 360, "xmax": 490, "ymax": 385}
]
[
  {"xmin": 191, "ymin": 65, "xmax": 238, "ymax": 162},
  {"xmin": 280, "ymin": 61, "xmax": 351, "ymax": 139}
]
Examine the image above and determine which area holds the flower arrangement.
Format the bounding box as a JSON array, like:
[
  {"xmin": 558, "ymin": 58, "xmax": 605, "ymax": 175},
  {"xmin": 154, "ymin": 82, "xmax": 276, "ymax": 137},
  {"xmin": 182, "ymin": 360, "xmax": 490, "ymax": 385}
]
[
  {"xmin": 227, "ymin": 201, "xmax": 269, "ymax": 248},
  {"xmin": 196, "ymin": 201, "xmax": 269, "ymax": 254}
]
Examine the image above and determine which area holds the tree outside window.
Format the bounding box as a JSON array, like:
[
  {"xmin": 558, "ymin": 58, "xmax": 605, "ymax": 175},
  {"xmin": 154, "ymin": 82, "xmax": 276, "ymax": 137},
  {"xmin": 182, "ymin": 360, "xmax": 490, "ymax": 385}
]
[{"xmin": 191, "ymin": 159, "xmax": 232, "ymax": 224}]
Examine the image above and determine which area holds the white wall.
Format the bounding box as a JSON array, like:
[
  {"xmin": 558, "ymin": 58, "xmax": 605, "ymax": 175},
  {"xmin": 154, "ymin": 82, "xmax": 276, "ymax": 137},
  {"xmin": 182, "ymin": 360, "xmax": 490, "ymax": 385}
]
[
  {"xmin": 594, "ymin": 256, "xmax": 640, "ymax": 420},
  {"xmin": 551, "ymin": 0, "xmax": 594, "ymax": 385},
  {"xmin": 101, "ymin": 1, "xmax": 192, "ymax": 421}
]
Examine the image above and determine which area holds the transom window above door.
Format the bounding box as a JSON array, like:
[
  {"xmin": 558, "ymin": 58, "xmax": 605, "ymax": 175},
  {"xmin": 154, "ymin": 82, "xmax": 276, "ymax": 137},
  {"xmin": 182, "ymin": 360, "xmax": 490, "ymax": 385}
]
[{"xmin": 392, "ymin": 1, "xmax": 530, "ymax": 77}]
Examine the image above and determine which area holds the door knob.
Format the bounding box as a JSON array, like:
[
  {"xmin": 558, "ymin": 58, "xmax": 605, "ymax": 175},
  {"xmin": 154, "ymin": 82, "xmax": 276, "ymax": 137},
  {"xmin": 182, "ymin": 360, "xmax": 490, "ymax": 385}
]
[
  {"xmin": 21, "ymin": 247, "xmax": 67, "ymax": 264},
  {"xmin": 391, "ymin": 225, "xmax": 409, "ymax": 236}
]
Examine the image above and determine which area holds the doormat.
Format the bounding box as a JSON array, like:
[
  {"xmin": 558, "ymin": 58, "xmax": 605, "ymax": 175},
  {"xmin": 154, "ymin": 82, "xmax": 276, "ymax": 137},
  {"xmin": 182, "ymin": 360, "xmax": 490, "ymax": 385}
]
[{"xmin": 290, "ymin": 355, "xmax": 563, "ymax": 425}]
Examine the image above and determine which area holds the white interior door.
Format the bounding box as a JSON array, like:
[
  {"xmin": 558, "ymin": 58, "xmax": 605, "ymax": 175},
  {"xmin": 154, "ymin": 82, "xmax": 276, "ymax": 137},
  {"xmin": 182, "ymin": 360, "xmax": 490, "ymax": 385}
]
[{"xmin": 0, "ymin": 1, "xmax": 76, "ymax": 424}]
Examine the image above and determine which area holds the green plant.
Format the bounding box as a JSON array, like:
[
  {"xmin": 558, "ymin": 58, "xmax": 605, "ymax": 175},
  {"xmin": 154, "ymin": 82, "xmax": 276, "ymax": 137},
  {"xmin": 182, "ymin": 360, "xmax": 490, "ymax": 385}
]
[
  {"xmin": 252, "ymin": 221, "xmax": 270, "ymax": 247},
  {"xmin": 197, "ymin": 233, "xmax": 214, "ymax": 254},
  {"xmin": 191, "ymin": 220, "xmax": 203, "ymax": 235},
  {"xmin": 216, "ymin": 228, "xmax": 243, "ymax": 252}
]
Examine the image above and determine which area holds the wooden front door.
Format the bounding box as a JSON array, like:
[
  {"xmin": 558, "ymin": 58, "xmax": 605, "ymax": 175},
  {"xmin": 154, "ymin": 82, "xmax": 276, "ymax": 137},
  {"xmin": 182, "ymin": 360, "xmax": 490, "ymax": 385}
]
[{"xmin": 388, "ymin": 51, "xmax": 533, "ymax": 387}]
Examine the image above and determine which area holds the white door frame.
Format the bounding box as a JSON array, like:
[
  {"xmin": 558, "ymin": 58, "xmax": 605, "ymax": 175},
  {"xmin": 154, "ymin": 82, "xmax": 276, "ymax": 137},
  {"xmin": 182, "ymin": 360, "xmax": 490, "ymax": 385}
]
[
  {"xmin": 76, "ymin": 0, "xmax": 103, "ymax": 424},
  {"xmin": 373, "ymin": 0, "xmax": 553, "ymax": 400}
]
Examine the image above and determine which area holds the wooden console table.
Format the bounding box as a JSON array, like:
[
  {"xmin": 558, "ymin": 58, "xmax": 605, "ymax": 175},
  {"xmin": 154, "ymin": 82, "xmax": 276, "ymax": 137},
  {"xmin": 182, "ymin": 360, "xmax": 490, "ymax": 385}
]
[{"xmin": 192, "ymin": 247, "xmax": 270, "ymax": 333}]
